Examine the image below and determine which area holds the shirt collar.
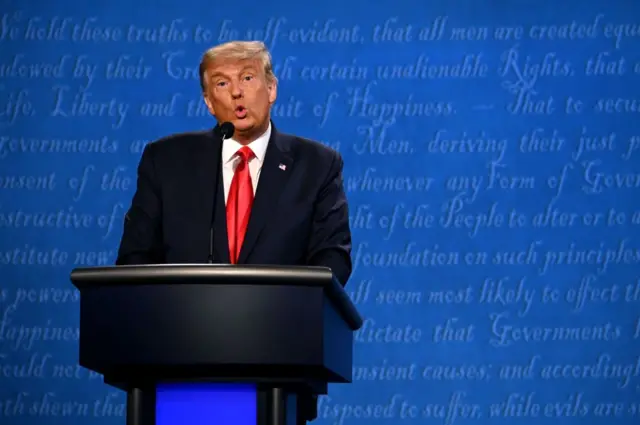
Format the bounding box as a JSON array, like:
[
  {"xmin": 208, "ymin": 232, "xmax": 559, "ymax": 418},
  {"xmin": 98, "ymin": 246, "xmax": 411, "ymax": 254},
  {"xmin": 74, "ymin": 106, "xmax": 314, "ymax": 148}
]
[{"xmin": 221, "ymin": 122, "xmax": 271, "ymax": 165}]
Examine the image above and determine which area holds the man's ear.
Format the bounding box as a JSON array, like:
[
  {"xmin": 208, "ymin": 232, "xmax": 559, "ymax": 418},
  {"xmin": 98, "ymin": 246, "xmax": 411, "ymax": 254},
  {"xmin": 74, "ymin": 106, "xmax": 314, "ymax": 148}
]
[
  {"xmin": 267, "ymin": 78, "xmax": 278, "ymax": 105},
  {"xmin": 203, "ymin": 93, "xmax": 216, "ymax": 116}
]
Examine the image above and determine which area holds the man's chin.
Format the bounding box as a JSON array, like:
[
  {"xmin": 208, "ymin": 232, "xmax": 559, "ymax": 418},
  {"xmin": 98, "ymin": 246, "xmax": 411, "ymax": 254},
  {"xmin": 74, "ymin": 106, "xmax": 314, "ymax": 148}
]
[{"xmin": 232, "ymin": 118, "xmax": 254, "ymax": 132}]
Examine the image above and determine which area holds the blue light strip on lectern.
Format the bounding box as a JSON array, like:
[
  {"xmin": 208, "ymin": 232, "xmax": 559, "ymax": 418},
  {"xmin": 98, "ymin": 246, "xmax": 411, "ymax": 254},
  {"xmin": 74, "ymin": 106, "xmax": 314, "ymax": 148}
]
[{"xmin": 156, "ymin": 383, "xmax": 257, "ymax": 425}]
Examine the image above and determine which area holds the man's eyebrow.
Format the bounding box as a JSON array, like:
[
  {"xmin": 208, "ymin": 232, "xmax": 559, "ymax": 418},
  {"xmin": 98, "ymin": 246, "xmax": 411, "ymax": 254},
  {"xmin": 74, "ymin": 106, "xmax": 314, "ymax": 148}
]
[{"xmin": 209, "ymin": 66, "xmax": 257, "ymax": 80}]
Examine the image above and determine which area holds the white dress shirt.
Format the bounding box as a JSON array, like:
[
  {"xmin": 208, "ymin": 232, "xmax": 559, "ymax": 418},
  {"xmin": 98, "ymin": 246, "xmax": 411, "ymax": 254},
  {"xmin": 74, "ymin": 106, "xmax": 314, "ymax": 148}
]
[{"xmin": 221, "ymin": 123, "xmax": 271, "ymax": 204}]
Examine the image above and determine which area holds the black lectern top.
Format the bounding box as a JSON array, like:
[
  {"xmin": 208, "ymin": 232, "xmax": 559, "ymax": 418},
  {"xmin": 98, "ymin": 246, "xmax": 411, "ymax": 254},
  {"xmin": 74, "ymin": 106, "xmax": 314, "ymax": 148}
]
[{"xmin": 70, "ymin": 264, "xmax": 362, "ymax": 330}]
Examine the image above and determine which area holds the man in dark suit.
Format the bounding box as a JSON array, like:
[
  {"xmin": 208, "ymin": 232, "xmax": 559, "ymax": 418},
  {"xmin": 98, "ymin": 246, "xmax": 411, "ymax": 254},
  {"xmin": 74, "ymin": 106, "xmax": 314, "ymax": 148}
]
[{"xmin": 115, "ymin": 40, "xmax": 352, "ymax": 423}]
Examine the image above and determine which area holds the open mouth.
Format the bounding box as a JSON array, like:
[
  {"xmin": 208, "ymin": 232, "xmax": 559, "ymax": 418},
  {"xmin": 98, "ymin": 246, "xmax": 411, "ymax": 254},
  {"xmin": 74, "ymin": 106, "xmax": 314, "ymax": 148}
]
[{"xmin": 235, "ymin": 105, "xmax": 247, "ymax": 118}]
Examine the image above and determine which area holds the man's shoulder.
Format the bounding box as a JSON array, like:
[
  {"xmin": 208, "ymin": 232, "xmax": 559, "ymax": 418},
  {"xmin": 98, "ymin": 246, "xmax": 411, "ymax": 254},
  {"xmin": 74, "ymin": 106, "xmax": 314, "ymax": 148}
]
[
  {"xmin": 280, "ymin": 131, "xmax": 342, "ymax": 164},
  {"xmin": 143, "ymin": 129, "xmax": 213, "ymax": 156}
]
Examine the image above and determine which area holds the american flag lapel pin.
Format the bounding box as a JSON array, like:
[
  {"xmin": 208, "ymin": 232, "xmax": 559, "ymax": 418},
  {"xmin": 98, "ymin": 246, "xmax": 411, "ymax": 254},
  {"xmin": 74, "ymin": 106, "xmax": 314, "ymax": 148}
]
[{"xmin": 279, "ymin": 163, "xmax": 286, "ymax": 171}]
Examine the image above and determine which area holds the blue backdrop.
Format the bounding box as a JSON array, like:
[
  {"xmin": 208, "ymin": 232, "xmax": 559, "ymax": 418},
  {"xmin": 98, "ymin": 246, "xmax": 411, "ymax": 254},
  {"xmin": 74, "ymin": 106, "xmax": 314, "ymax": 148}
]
[{"xmin": 1, "ymin": 1, "xmax": 639, "ymax": 424}]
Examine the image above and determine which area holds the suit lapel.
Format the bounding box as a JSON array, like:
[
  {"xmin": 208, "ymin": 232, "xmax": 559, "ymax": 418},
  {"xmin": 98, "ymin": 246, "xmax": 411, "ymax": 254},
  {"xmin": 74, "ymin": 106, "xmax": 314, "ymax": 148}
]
[
  {"xmin": 212, "ymin": 169, "xmax": 231, "ymax": 264},
  {"xmin": 194, "ymin": 128, "xmax": 230, "ymax": 264},
  {"xmin": 238, "ymin": 127, "xmax": 293, "ymax": 263}
]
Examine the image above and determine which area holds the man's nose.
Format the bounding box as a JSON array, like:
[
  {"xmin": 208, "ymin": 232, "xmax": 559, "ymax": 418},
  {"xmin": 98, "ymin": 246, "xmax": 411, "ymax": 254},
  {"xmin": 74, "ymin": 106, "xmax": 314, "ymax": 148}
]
[{"xmin": 230, "ymin": 82, "xmax": 243, "ymax": 98}]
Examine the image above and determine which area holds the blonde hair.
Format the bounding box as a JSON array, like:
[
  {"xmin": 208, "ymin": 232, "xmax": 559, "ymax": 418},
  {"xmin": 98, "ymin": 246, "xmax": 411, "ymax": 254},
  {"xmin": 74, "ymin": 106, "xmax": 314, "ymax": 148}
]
[{"xmin": 198, "ymin": 40, "xmax": 277, "ymax": 92}]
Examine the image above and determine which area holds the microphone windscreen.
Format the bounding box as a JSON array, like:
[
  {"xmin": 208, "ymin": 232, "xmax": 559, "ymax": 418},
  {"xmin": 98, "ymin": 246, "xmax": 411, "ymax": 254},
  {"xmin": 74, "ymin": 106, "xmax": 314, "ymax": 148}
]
[{"xmin": 219, "ymin": 122, "xmax": 235, "ymax": 139}]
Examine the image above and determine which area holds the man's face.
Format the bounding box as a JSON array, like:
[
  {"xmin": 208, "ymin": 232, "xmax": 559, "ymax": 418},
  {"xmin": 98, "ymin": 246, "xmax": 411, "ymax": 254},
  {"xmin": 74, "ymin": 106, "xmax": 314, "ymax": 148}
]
[{"xmin": 203, "ymin": 58, "xmax": 277, "ymax": 142}]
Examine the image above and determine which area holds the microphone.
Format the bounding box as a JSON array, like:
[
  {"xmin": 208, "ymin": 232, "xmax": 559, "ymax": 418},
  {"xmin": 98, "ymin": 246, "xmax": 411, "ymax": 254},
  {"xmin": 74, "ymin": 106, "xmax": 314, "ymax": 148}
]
[
  {"xmin": 218, "ymin": 121, "xmax": 235, "ymax": 139},
  {"xmin": 208, "ymin": 122, "xmax": 235, "ymax": 264}
]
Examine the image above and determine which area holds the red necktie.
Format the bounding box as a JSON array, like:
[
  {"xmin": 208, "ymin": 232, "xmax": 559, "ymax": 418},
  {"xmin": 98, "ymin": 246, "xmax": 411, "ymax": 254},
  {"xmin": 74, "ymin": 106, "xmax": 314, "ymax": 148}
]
[{"xmin": 226, "ymin": 146, "xmax": 255, "ymax": 264}]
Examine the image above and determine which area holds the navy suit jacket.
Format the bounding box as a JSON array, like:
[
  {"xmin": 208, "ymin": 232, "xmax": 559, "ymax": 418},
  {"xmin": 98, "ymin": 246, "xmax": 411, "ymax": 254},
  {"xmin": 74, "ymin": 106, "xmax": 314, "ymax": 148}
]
[{"xmin": 115, "ymin": 123, "xmax": 352, "ymax": 286}]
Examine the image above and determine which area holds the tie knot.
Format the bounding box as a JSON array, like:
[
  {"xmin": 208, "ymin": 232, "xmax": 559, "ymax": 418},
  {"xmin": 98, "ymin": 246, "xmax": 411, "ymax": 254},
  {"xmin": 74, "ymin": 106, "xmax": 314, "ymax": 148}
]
[{"xmin": 237, "ymin": 146, "xmax": 254, "ymax": 162}]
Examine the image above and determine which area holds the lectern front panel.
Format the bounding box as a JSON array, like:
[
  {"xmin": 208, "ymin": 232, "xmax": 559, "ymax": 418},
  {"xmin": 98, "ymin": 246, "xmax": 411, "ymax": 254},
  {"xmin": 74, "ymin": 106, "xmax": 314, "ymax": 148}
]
[{"xmin": 155, "ymin": 383, "xmax": 256, "ymax": 425}]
